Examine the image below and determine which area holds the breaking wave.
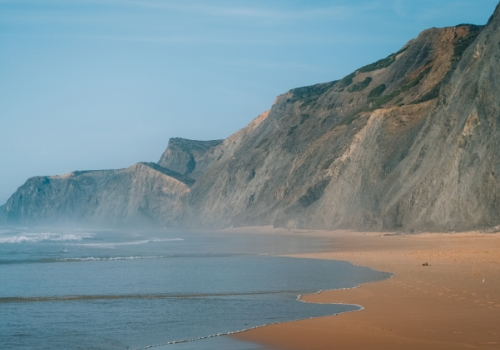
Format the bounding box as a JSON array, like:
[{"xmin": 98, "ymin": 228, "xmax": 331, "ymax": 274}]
[
  {"xmin": 0, "ymin": 233, "xmax": 94, "ymax": 244},
  {"xmin": 69, "ymin": 238, "xmax": 184, "ymax": 248},
  {"xmin": 0, "ymin": 256, "xmax": 170, "ymax": 265},
  {"xmin": 56, "ymin": 255, "xmax": 170, "ymax": 262}
]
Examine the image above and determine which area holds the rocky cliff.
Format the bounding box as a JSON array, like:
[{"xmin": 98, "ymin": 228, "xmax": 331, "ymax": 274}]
[
  {"xmin": 158, "ymin": 138, "xmax": 223, "ymax": 180},
  {"xmin": 181, "ymin": 21, "xmax": 489, "ymax": 231},
  {"xmin": 3, "ymin": 4, "xmax": 500, "ymax": 231},
  {"xmin": 0, "ymin": 163, "xmax": 193, "ymax": 227},
  {"xmin": 0, "ymin": 169, "xmax": 120, "ymax": 224}
]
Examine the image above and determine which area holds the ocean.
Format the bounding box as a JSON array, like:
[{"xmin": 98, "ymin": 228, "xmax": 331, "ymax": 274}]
[{"xmin": 0, "ymin": 228, "xmax": 391, "ymax": 349}]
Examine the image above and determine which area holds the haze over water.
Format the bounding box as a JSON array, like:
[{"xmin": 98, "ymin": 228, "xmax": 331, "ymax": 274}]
[{"xmin": 0, "ymin": 228, "xmax": 390, "ymax": 349}]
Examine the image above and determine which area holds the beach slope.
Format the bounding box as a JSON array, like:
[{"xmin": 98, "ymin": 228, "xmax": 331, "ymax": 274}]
[{"xmin": 235, "ymin": 230, "xmax": 500, "ymax": 349}]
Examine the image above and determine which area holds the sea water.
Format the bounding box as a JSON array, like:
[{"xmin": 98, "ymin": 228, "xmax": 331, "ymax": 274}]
[{"xmin": 0, "ymin": 228, "xmax": 391, "ymax": 349}]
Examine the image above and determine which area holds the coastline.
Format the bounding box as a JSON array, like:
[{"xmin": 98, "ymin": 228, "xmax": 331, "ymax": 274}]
[{"xmin": 230, "ymin": 228, "xmax": 500, "ymax": 349}]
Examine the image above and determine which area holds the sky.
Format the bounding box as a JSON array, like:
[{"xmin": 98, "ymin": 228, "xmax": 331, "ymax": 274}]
[{"xmin": 0, "ymin": 0, "xmax": 498, "ymax": 204}]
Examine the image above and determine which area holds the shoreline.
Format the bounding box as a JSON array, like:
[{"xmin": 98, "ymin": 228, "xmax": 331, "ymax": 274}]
[{"xmin": 230, "ymin": 228, "xmax": 500, "ymax": 349}]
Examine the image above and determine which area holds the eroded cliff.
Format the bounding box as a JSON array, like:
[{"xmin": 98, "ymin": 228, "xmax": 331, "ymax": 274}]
[
  {"xmin": 181, "ymin": 22, "xmax": 489, "ymax": 231},
  {"xmin": 3, "ymin": 5, "xmax": 500, "ymax": 231},
  {"xmin": 158, "ymin": 138, "xmax": 223, "ymax": 180},
  {"xmin": 0, "ymin": 163, "xmax": 193, "ymax": 226}
]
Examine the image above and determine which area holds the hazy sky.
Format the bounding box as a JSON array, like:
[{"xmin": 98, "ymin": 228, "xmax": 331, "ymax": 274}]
[{"xmin": 1, "ymin": 0, "xmax": 498, "ymax": 204}]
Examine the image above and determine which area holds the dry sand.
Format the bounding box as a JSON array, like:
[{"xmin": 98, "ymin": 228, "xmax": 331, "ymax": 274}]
[{"xmin": 232, "ymin": 229, "xmax": 500, "ymax": 349}]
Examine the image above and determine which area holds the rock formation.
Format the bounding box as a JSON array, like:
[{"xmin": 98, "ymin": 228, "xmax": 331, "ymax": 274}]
[
  {"xmin": 158, "ymin": 138, "xmax": 223, "ymax": 180},
  {"xmin": 3, "ymin": 3, "xmax": 500, "ymax": 231},
  {"xmin": 0, "ymin": 169, "xmax": 120, "ymax": 225},
  {"xmin": 0, "ymin": 163, "xmax": 193, "ymax": 227},
  {"xmin": 181, "ymin": 22, "xmax": 489, "ymax": 231}
]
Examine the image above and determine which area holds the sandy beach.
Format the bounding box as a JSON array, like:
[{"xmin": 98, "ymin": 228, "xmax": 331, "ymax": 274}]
[{"xmin": 233, "ymin": 229, "xmax": 500, "ymax": 349}]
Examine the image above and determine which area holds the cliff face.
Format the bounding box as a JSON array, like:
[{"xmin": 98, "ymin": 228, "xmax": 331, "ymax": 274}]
[
  {"xmin": 3, "ymin": 4, "xmax": 500, "ymax": 231},
  {"xmin": 182, "ymin": 23, "xmax": 488, "ymax": 231},
  {"xmin": 158, "ymin": 138, "xmax": 223, "ymax": 180},
  {"xmin": 82, "ymin": 163, "xmax": 192, "ymax": 226},
  {"xmin": 0, "ymin": 170, "xmax": 120, "ymax": 224},
  {"xmin": 380, "ymin": 4, "xmax": 500, "ymax": 231},
  {"xmin": 0, "ymin": 163, "xmax": 192, "ymax": 227}
]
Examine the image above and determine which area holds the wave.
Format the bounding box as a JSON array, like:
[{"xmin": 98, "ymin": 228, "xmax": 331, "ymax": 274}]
[
  {"xmin": 142, "ymin": 301, "xmax": 363, "ymax": 349},
  {"xmin": 0, "ymin": 291, "xmax": 288, "ymax": 303},
  {"xmin": 0, "ymin": 256, "xmax": 167, "ymax": 265},
  {"xmin": 55, "ymin": 255, "xmax": 170, "ymax": 262},
  {"xmin": 0, "ymin": 252, "xmax": 256, "ymax": 265},
  {"xmin": 0, "ymin": 232, "xmax": 94, "ymax": 244},
  {"xmin": 68, "ymin": 238, "xmax": 184, "ymax": 248}
]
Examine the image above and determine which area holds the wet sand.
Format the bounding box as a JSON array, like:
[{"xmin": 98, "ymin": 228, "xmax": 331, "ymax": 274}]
[{"xmin": 233, "ymin": 229, "xmax": 500, "ymax": 349}]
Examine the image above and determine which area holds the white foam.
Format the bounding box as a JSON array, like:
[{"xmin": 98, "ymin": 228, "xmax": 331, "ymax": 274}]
[
  {"xmin": 58, "ymin": 255, "xmax": 170, "ymax": 261},
  {"xmin": 70, "ymin": 238, "xmax": 184, "ymax": 249},
  {"xmin": 0, "ymin": 232, "xmax": 94, "ymax": 244},
  {"xmin": 151, "ymin": 238, "xmax": 184, "ymax": 242},
  {"xmin": 74, "ymin": 240, "xmax": 150, "ymax": 248}
]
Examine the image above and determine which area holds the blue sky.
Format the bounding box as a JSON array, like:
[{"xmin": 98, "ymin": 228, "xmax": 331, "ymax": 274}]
[{"xmin": 0, "ymin": 0, "xmax": 498, "ymax": 204}]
